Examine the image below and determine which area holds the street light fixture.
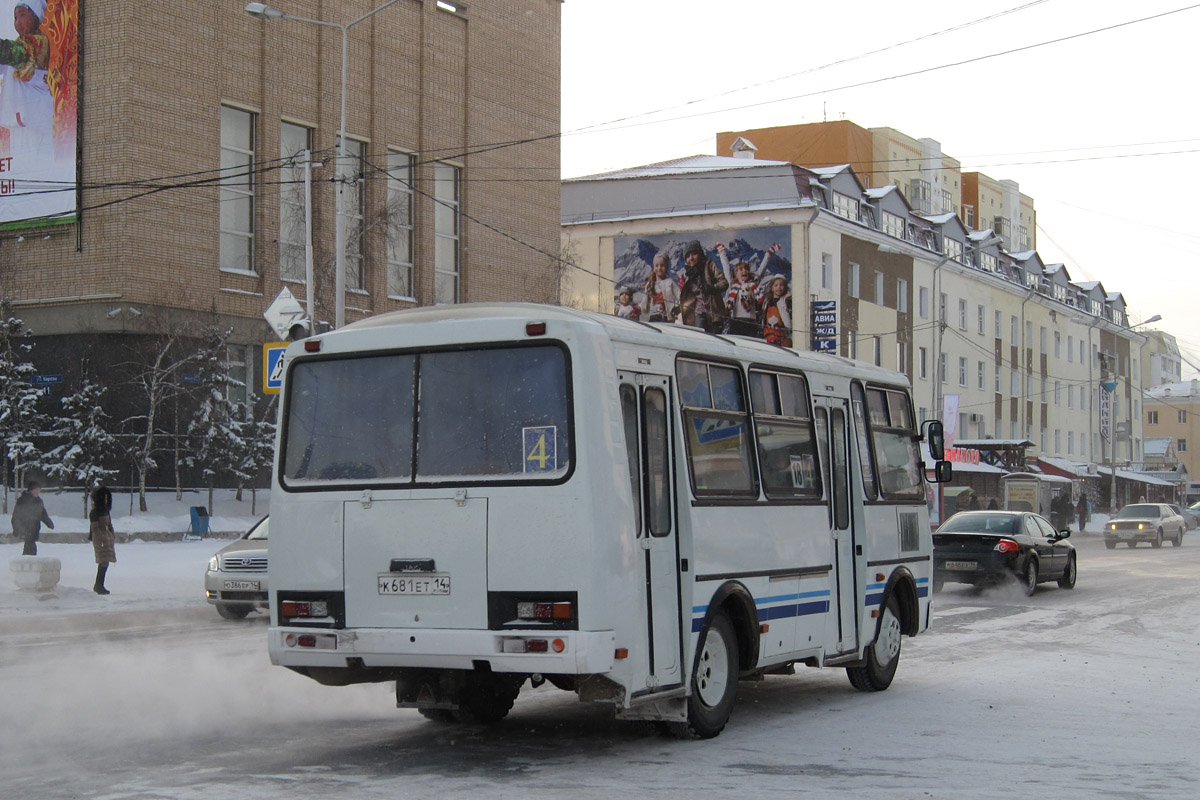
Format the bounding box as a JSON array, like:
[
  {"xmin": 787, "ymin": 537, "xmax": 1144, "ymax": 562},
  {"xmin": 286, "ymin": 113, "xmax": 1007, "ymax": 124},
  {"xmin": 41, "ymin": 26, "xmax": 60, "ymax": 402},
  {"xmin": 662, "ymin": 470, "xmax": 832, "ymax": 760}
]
[{"xmin": 245, "ymin": 0, "xmax": 403, "ymax": 330}]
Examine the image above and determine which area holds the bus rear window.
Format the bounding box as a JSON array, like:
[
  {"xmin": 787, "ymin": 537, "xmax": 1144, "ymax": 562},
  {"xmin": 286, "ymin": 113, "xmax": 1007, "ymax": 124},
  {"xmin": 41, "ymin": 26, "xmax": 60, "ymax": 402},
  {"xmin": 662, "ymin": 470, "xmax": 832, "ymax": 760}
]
[{"xmin": 282, "ymin": 344, "xmax": 570, "ymax": 487}]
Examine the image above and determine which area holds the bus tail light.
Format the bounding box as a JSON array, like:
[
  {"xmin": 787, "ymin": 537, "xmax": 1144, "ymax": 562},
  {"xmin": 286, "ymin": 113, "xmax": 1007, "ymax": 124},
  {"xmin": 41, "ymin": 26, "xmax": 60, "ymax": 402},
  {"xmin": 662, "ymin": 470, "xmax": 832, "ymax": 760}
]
[
  {"xmin": 280, "ymin": 599, "xmax": 329, "ymax": 620},
  {"xmin": 516, "ymin": 601, "xmax": 573, "ymax": 622},
  {"xmin": 993, "ymin": 539, "xmax": 1020, "ymax": 553},
  {"xmin": 500, "ymin": 637, "xmax": 567, "ymax": 654}
]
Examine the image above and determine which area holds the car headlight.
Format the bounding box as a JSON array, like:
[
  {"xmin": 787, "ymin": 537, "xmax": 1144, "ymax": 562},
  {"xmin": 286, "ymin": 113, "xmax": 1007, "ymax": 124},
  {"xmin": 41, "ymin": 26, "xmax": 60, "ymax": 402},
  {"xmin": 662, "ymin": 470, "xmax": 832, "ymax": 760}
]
[{"xmin": 208, "ymin": 556, "xmax": 220, "ymax": 572}]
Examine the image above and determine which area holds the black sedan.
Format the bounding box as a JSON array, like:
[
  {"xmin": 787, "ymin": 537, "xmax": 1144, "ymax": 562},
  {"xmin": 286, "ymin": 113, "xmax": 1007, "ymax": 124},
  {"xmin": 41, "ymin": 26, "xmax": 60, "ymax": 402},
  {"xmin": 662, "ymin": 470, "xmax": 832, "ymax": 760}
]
[{"xmin": 933, "ymin": 511, "xmax": 1077, "ymax": 596}]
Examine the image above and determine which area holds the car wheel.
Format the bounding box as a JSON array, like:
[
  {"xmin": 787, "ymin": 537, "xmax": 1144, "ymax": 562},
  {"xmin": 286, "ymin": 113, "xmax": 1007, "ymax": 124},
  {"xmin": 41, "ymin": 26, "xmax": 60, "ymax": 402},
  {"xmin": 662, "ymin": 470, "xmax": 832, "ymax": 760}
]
[
  {"xmin": 665, "ymin": 610, "xmax": 739, "ymax": 739},
  {"xmin": 1057, "ymin": 552, "xmax": 1077, "ymax": 589},
  {"xmin": 1152, "ymin": 529, "xmax": 1163, "ymax": 549},
  {"xmin": 1021, "ymin": 559, "xmax": 1038, "ymax": 597},
  {"xmin": 1104, "ymin": 539, "xmax": 1117, "ymax": 550},
  {"xmin": 216, "ymin": 604, "xmax": 251, "ymax": 620},
  {"xmin": 847, "ymin": 594, "xmax": 903, "ymax": 693}
]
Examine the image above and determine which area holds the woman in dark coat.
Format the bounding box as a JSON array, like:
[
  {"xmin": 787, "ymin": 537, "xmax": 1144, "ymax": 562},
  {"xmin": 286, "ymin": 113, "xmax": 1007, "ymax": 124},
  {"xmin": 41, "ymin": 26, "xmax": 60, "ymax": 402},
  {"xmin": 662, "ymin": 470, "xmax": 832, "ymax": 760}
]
[{"xmin": 87, "ymin": 485, "xmax": 115, "ymax": 595}]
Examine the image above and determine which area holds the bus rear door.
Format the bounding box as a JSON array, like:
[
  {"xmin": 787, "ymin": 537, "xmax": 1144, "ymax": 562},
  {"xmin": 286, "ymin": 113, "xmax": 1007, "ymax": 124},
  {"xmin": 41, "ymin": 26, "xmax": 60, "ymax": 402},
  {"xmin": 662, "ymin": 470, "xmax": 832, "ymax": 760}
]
[
  {"xmin": 619, "ymin": 373, "xmax": 682, "ymax": 691},
  {"xmin": 814, "ymin": 399, "xmax": 859, "ymax": 656}
]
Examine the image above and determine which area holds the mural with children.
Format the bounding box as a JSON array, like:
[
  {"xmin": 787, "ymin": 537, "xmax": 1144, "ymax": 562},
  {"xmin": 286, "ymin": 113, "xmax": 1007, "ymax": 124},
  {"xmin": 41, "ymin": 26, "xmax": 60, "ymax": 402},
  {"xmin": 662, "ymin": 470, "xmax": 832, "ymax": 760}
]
[{"xmin": 612, "ymin": 226, "xmax": 794, "ymax": 346}]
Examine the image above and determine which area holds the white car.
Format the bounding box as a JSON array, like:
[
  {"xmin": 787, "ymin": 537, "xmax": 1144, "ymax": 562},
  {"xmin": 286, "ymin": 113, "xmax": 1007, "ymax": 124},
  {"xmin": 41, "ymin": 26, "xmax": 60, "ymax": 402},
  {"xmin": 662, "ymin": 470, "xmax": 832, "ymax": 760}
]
[
  {"xmin": 1105, "ymin": 504, "xmax": 1186, "ymax": 549},
  {"xmin": 204, "ymin": 517, "xmax": 268, "ymax": 619}
]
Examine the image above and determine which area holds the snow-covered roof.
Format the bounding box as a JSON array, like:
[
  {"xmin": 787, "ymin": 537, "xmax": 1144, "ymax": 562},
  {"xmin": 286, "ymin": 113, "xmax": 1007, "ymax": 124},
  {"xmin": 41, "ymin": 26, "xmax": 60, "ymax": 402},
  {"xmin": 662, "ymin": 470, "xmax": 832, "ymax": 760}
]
[
  {"xmin": 864, "ymin": 185, "xmax": 898, "ymax": 200},
  {"xmin": 809, "ymin": 164, "xmax": 851, "ymax": 179},
  {"xmin": 1008, "ymin": 250, "xmax": 1038, "ymax": 262},
  {"xmin": 566, "ymin": 154, "xmax": 792, "ymax": 182},
  {"xmin": 967, "ymin": 229, "xmax": 1000, "ymax": 243},
  {"xmin": 1072, "ymin": 281, "xmax": 1101, "ymax": 291},
  {"xmin": 1147, "ymin": 380, "xmax": 1200, "ymax": 399},
  {"xmin": 1095, "ymin": 466, "xmax": 1177, "ymax": 486},
  {"xmin": 953, "ymin": 438, "xmax": 1034, "ymax": 448},
  {"xmin": 918, "ymin": 212, "xmax": 957, "ymax": 225},
  {"xmin": 1038, "ymin": 456, "xmax": 1093, "ymax": 478}
]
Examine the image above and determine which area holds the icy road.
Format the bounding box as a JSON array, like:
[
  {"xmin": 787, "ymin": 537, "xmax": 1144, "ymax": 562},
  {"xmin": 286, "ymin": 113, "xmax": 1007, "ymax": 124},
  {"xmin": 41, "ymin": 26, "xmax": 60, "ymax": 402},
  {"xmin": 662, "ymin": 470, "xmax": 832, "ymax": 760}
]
[{"xmin": 1, "ymin": 533, "xmax": 1197, "ymax": 799}]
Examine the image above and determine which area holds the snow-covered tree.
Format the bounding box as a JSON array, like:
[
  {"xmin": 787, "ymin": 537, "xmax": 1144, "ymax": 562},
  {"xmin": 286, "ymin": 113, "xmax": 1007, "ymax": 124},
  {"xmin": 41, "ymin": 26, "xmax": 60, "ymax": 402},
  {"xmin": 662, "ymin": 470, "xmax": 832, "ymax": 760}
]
[
  {"xmin": 44, "ymin": 377, "xmax": 120, "ymax": 517},
  {"xmin": 185, "ymin": 325, "xmax": 246, "ymax": 516},
  {"xmin": 0, "ymin": 301, "xmax": 44, "ymax": 513},
  {"xmin": 242, "ymin": 398, "xmax": 277, "ymax": 516},
  {"xmin": 122, "ymin": 320, "xmax": 197, "ymax": 512}
]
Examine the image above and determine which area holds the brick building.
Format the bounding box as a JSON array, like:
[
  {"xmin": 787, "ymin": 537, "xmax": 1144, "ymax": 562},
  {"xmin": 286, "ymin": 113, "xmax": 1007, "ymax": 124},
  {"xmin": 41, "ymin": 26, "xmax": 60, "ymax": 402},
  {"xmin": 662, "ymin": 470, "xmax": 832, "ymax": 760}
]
[{"xmin": 0, "ymin": 0, "xmax": 562, "ymax": 483}]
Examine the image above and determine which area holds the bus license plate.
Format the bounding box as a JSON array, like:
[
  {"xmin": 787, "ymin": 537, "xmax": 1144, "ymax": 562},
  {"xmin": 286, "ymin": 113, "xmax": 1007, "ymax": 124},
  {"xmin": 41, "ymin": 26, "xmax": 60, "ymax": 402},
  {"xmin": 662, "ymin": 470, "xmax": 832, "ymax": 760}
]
[
  {"xmin": 943, "ymin": 561, "xmax": 977, "ymax": 571},
  {"xmin": 378, "ymin": 574, "xmax": 451, "ymax": 595}
]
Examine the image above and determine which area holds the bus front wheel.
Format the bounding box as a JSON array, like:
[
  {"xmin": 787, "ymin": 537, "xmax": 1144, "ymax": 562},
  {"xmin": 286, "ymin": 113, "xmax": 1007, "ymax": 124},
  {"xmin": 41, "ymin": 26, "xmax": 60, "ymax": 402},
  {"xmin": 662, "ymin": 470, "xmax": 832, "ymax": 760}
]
[
  {"xmin": 847, "ymin": 594, "xmax": 902, "ymax": 692},
  {"xmin": 666, "ymin": 610, "xmax": 738, "ymax": 739}
]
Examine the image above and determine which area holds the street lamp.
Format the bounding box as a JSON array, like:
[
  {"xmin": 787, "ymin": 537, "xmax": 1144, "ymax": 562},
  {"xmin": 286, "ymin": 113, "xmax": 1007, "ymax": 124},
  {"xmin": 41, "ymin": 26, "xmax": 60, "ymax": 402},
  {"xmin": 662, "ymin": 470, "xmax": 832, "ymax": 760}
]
[{"xmin": 245, "ymin": 0, "xmax": 403, "ymax": 330}]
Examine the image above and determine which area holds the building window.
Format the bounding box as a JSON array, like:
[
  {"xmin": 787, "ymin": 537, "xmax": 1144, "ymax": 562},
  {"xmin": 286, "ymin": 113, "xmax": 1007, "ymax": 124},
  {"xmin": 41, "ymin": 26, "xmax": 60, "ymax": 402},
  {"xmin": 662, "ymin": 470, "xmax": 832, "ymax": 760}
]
[
  {"xmin": 434, "ymin": 162, "xmax": 461, "ymax": 304},
  {"xmin": 977, "ymin": 360, "xmax": 984, "ymax": 390},
  {"xmin": 226, "ymin": 344, "xmax": 250, "ymax": 406},
  {"xmin": 919, "ymin": 286, "xmax": 929, "ymax": 318},
  {"xmin": 883, "ymin": 211, "xmax": 905, "ymax": 239},
  {"xmin": 874, "ymin": 271, "xmax": 884, "ymax": 305},
  {"xmin": 897, "ymin": 340, "xmax": 907, "ymax": 372},
  {"xmin": 939, "ymin": 293, "xmax": 947, "ymax": 323},
  {"xmin": 958, "ymin": 299, "xmax": 967, "ymax": 330},
  {"xmin": 821, "ymin": 253, "xmax": 833, "ymax": 290},
  {"xmin": 1179, "ymin": 410, "xmax": 1188, "ymax": 423},
  {"xmin": 847, "ymin": 330, "xmax": 858, "ymax": 359},
  {"xmin": 1067, "ymin": 335, "xmax": 1074, "ymax": 362},
  {"xmin": 1011, "ymin": 315, "xmax": 1018, "ymax": 342},
  {"xmin": 341, "ymin": 138, "xmax": 367, "ymax": 291},
  {"xmin": 1068, "ymin": 431, "xmax": 1074, "ymax": 456},
  {"xmin": 1054, "ymin": 381, "xmax": 1061, "ymax": 406},
  {"xmin": 958, "ymin": 357, "xmax": 967, "ymax": 387},
  {"xmin": 939, "ymin": 353, "xmax": 947, "ymax": 383},
  {"xmin": 977, "ymin": 305, "xmax": 985, "ymax": 335},
  {"xmin": 897, "ymin": 279, "xmax": 908, "ymax": 313},
  {"xmin": 1010, "ymin": 369, "xmax": 1018, "ymax": 396},
  {"xmin": 1040, "ymin": 326, "xmax": 1047, "ymax": 354},
  {"xmin": 386, "ymin": 150, "xmax": 416, "ymax": 299},
  {"xmin": 219, "ymin": 106, "xmax": 255, "ymax": 273},
  {"xmin": 1054, "ymin": 429, "xmax": 1061, "ymax": 454},
  {"xmin": 943, "ymin": 237, "xmax": 964, "ymax": 263},
  {"xmin": 995, "ymin": 364, "xmax": 1000, "ymax": 392},
  {"xmin": 1180, "ymin": 439, "xmax": 1188, "ymax": 452},
  {"xmin": 873, "ymin": 336, "xmax": 882, "ymax": 367},
  {"xmin": 918, "ymin": 346, "xmax": 927, "ymax": 379},
  {"xmin": 849, "ymin": 262, "xmax": 860, "ymax": 298},
  {"xmin": 1054, "ymin": 332, "xmax": 1061, "ymax": 359},
  {"xmin": 1026, "ymin": 321, "xmax": 1033, "ymax": 349},
  {"xmin": 1068, "ymin": 385, "xmax": 1074, "ymax": 409},
  {"xmin": 833, "ymin": 192, "xmax": 859, "ymax": 220},
  {"xmin": 994, "ymin": 310, "xmax": 1001, "ymax": 338},
  {"xmin": 279, "ymin": 121, "xmax": 311, "ymax": 283}
]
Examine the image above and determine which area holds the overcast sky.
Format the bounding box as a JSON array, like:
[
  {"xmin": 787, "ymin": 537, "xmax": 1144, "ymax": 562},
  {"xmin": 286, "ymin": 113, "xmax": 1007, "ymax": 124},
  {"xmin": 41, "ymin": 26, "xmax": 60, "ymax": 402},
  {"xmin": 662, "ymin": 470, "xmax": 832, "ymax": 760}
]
[{"xmin": 560, "ymin": 0, "xmax": 1200, "ymax": 378}]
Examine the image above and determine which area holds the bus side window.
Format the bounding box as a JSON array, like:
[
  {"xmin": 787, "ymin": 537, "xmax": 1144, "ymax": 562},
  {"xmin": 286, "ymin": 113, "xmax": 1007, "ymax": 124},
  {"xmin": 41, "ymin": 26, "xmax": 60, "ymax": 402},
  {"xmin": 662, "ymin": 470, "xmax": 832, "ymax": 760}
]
[
  {"xmin": 620, "ymin": 384, "xmax": 643, "ymax": 536},
  {"xmin": 850, "ymin": 383, "xmax": 878, "ymax": 501},
  {"xmin": 644, "ymin": 387, "xmax": 671, "ymax": 536},
  {"xmin": 677, "ymin": 359, "xmax": 756, "ymax": 497}
]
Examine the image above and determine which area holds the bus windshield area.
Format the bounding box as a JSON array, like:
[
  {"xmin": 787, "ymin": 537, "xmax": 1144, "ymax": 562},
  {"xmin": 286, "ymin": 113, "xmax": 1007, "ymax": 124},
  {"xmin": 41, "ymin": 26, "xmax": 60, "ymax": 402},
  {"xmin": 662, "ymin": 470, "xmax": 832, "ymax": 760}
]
[{"xmin": 281, "ymin": 344, "xmax": 570, "ymax": 486}]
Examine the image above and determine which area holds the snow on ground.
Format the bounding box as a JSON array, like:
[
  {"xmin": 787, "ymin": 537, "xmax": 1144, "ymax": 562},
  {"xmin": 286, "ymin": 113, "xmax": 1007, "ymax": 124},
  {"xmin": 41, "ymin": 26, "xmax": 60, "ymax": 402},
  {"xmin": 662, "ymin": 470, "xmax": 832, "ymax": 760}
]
[{"xmin": 1, "ymin": 489, "xmax": 267, "ymax": 618}]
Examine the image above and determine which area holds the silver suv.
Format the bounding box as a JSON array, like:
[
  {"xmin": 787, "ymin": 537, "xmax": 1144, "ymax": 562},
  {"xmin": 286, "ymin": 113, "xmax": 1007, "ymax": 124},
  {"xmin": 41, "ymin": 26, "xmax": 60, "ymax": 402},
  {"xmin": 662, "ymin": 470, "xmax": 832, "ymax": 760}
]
[{"xmin": 205, "ymin": 517, "xmax": 268, "ymax": 619}]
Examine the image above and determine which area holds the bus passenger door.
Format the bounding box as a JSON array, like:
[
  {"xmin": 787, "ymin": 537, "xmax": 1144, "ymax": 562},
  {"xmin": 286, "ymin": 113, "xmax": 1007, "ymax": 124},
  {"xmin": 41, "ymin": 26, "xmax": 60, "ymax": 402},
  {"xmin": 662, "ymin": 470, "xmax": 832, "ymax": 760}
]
[
  {"xmin": 815, "ymin": 400, "xmax": 858, "ymax": 656},
  {"xmin": 619, "ymin": 373, "xmax": 682, "ymax": 690}
]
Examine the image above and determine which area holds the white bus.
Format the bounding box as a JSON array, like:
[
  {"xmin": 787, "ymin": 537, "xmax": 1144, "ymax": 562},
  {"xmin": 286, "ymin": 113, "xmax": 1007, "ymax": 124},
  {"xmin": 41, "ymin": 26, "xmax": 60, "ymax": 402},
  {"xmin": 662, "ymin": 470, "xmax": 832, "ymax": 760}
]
[{"xmin": 268, "ymin": 303, "xmax": 950, "ymax": 738}]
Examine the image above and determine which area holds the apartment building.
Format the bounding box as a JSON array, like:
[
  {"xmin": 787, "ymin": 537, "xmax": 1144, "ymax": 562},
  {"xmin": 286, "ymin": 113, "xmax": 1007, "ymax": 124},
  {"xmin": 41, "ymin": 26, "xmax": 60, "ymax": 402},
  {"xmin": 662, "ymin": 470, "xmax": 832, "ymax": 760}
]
[
  {"xmin": 1144, "ymin": 381, "xmax": 1200, "ymax": 484},
  {"xmin": 562, "ymin": 147, "xmax": 1154, "ymax": 484},
  {"xmin": 1, "ymin": 1, "xmax": 562, "ymax": 431}
]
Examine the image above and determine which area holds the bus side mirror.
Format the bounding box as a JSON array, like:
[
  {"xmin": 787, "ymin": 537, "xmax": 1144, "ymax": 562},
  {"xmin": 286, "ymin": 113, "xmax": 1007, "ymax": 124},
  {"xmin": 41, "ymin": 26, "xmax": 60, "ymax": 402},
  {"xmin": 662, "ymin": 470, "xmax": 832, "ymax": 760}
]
[
  {"xmin": 931, "ymin": 461, "xmax": 953, "ymax": 483},
  {"xmin": 923, "ymin": 420, "xmax": 946, "ymax": 460}
]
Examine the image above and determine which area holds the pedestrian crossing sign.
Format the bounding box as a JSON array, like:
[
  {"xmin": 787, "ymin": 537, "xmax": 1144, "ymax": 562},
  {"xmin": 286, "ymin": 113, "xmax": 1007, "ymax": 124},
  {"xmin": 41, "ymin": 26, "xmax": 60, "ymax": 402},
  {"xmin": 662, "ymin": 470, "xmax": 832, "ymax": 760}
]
[{"xmin": 263, "ymin": 342, "xmax": 290, "ymax": 395}]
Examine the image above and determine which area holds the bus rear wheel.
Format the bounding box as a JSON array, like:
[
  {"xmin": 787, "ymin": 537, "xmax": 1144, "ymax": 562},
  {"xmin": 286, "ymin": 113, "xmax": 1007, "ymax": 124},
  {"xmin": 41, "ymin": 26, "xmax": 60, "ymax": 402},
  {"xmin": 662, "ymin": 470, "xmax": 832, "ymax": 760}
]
[
  {"xmin": 455, "ymin": 673, "xmax": 523, "ymax": 723},
  {"xmin": 665, "ymin": 610, "xmax": 738, "ymax": 739},
  {"xmin": 847, "ymin": 595, "xmax": 902, "ymax": 692}
]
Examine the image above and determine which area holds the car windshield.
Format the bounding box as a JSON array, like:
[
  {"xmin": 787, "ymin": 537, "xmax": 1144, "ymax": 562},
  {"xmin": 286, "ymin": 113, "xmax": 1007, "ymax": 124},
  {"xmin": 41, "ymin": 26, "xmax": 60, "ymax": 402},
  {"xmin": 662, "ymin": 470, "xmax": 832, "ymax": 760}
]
[
  {"xmin": 939, "ymin": 513, "xmax": 1019, "ymax": 534},
  {"xmin": 246, "ymin": 518, "xmax": 268, "ymax": 540},
  {"xmin": 1116, "ymin": 505, "xmax": 1158, "ymax": 518}
]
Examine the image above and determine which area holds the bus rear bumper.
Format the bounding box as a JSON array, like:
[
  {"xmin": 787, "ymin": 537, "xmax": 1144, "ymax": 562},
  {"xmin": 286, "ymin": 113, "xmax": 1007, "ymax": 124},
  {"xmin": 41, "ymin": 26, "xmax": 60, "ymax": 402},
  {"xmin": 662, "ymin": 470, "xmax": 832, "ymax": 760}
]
[{"xmin": 268, "ymin": 626, "xmax": 618, "ymax": 675}]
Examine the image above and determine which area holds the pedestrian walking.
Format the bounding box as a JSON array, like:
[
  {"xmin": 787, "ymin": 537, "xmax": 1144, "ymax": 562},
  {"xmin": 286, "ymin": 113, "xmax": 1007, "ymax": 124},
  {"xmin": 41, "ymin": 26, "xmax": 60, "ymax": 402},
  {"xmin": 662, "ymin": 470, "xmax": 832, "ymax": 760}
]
[
  {"xmin": 11, "ymin": 480, "xmax": 53, "ymax": 556},
  {"xmin": 1076, "ymin": 495, "xmax": 1089, "ymax": 533},
  {"xmin": 87, "ymin": 485, "xmax": 115, "ymax": 595}
]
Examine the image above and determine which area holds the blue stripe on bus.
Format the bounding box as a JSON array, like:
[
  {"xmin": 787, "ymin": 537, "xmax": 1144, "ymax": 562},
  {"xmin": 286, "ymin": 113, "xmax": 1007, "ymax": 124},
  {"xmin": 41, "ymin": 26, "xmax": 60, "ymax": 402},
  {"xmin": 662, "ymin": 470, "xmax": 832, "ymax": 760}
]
[{"xmin": 691, "ymin": 591, "xmax": 832, "ymax": 632}]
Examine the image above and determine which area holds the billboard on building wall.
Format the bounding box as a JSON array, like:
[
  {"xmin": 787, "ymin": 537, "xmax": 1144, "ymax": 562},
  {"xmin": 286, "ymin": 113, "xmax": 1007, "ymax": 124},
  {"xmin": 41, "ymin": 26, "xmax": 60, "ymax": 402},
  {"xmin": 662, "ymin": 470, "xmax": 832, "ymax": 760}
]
[
  {"xmin": 0, "ymin": 0, "xmax": 78, "ymax": 226},
  {"xmin": 611, "ymin": 226, "xmax": 793, "ymax": 345}
]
